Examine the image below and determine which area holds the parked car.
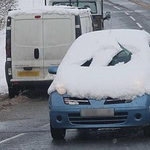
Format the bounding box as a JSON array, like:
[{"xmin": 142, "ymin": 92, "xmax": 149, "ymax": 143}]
[
  {"xmin": 5, "ymin": 6, "xmax": 93, "ymax": 98},
  {"xmin": 48, "ymin": 29, "xmax": 150, "ymax": 140},
  {"xmin": 47, "ymin": 0, "xmax": 111, "ymax": 30}
]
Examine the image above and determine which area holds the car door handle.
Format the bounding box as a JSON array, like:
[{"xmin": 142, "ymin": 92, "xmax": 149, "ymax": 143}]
[{"xmin": 34, "ymin": 48, "xmax": 39, "ymax": 59}]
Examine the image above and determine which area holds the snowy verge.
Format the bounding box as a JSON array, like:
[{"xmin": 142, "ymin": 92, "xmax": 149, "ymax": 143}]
[{"xmin": 0, "ymin": 29, "xmax": 7, "ymax": 94}]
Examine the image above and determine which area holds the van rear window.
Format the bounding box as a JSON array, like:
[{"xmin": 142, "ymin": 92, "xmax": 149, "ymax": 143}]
[
  {"xmin": 52, "ymin": 1, "xmax": 97, "ymax": 14},
  {"xmin": 14, "ymin": 18, "xmax": 73, "ymax": 47},
  {"xmin": 14, "ymin": 20, "xmax": 42, "ymax": 47}
]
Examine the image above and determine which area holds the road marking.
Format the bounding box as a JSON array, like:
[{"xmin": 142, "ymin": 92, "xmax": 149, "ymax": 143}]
[
  {"xmin": 136, "ymin": 22, "xmax": 143, "ymax": 29},
  {"xmin": 0, "ymin": 133, "xmax": 26, "ymax": 144},
  {"xmin": 40, "ymin": 123, "xmax": 50, "ymax": 128},
  {"xmin": 130, "ymin": 16, "xmax": 136, "ymax": 21},
  {"xmin": 113, "ymin": 6, "xmax": 121, "ymax": 10},
  {"xmin": 124, "ymin": 12, "xmax": 129, "ymax": 15}
]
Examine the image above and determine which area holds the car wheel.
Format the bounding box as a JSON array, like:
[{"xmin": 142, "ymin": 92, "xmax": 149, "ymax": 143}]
[
  {"xmin": 8, "ymin": 87, "xmax": 16, "ymax": 98},
  {"xmin": 50, "ymin": 124, "xmax": 66, "ymax": 140},
  {"xmin": 143, "ymin": 125, "xmax": 150, "ymax": 137}
]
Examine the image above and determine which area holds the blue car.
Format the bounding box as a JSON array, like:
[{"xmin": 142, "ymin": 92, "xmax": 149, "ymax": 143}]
[{"xmin": 48, "ymin": 29, "xmax": 150, "ymax": 140}]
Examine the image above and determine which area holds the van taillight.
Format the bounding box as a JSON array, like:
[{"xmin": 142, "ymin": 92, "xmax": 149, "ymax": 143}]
[
  {"xmin": 6, "ymin": 38, "xmax": 11, "ymax": 57},
  {"xmin": 35, "ymin": 15, "xmax": 41, "ymax": 19},
  {"xmin": 6, "ymin": 17, "xmax": 11, "ymax": 58}
]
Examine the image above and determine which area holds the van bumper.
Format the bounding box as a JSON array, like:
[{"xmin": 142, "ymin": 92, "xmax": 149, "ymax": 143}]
[{"xmin": 10, "ymin": 79, "xmax": 53, "ymax": 88}]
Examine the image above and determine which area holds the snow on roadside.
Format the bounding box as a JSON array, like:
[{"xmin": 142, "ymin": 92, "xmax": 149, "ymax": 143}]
[{"xmin": 0, "ymin": 29, "xmax": 7, "ymax": 94}]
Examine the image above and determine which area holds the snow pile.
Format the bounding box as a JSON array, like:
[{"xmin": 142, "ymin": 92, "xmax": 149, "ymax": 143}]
[
  {"xmin": 8, "ymin": 6, "xmax": 91, "ymax": 17},
  {"xmin": 48, "ymin": 29, "xmax": 150, "ymax": 100},
  {"xmin": 0, "ymin": 29, "xmax": 7, "ymax": 94}
]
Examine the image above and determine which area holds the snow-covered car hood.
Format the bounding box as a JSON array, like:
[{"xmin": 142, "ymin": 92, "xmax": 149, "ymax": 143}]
[{"xmin": 48, "ymin": 29, "xmax": 150, "ymax": 100}]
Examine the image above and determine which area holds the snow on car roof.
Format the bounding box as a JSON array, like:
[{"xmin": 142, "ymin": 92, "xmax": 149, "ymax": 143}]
[
  {"xmin": 8, "ymin": 6, "xmax": 91, "ymax": 17},
  {"xmin": 48, "ymin": 29, "xmax": 150, "ymax": 100}
]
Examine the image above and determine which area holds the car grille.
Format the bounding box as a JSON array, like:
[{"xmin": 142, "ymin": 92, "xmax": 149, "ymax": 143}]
[{"xmin": 68, "ymin": 112, "xmax": 128, "ymax": 125}]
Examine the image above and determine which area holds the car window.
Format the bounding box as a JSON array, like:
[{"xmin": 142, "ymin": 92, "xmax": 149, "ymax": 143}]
[
  {"xmin": 52, "ymin": 1, "xmax": 97, "ymax": 14},
  {"xmin": 81, "ymin": 58, "xmax": 93, "ymax": 67},
  {"xmin": 108, "ymin": 43, "xmax": 132, "ymax": 66}
]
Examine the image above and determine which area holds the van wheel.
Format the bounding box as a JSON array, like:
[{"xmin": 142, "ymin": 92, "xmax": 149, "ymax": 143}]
[
  {"xmin": 143, "ymin": 125, "xmax": 150, "ymax": 137},
  {"xmin": 50, "ymin": 125, "xmax": 66, "ymax": 140},
  {"xmin": 8, "ymin": 87, "xmax": 19, "ymax": 98}
]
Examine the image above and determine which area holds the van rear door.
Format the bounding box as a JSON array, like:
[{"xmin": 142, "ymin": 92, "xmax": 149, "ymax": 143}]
[
  {"xmin": 11, "ymin": 14, "xmax": 44, "ymax": 80},
  {"xmin": 43, "ymin": 14, "xmax": 75, "ymax": 78}
]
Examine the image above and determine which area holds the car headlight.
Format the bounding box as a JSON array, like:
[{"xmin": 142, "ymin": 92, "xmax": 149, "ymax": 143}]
[
  {"xmin": 64, "ymin": 97, "xmax": 90, "ymax": 105},
  {"xmin": 56, "ymin": 84, "xmax": 66, "ymax": 95},
  {"xmin": 64, "ymin": 98, "xmax": 79, "ymax": 105}
]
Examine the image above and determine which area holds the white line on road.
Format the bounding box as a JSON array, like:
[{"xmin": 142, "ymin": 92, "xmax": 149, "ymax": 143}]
[
  {"xmin": 40, "ymin": 123, "xmax": 50, "ymax": 128},
  {"xmin": 113, "ymin": 6, "xmax": 121, "ymax": 10},
  {"xmin": 129, "ymin": 16, "xmax": 136, "ymax": 21},
  {"xmin": 136, "ymin": 22, "xmax": 143, "ymax": 29},
  {"xmin": 0, "ymin": 133, "xmax": 26, "ymax": 144},
  {"xmin": 124, "ymin": 12, "xmax": 129, "ymax": 15}
]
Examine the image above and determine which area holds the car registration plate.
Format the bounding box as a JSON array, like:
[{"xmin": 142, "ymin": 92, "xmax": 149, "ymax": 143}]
[
  {"xmin": 17, "ymin": 71, "xmax": 39, "ymax": 77},
  {"xmin": 81, "ymin": 108, "xmax": 114, "ymax": 117}
]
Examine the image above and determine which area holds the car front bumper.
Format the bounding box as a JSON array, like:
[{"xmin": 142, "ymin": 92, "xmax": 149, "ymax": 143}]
[{"xmin": 49, "ymin": 92, "xmax": 150, "ymax": 129}]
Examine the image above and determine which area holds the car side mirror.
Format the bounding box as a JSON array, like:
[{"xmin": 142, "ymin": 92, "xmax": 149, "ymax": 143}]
[
  {"xmin": 48, "ymin": 66, "xmax": 58, "ymax": 74},
  {"xmin": 104, "ymin": 11, "xmax": 111, "ymax": 20}
]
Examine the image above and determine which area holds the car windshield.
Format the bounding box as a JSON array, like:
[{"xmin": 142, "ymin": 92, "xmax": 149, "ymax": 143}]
[
  {"xmin": 52, "ymin": 1, "xmax": 97, "ymax": 14},
  {"xmin": 81, "ymin": 43, "xmax": 132, "ymax": 67},
  {"xmin": 108, "ymin": 43, "xmax": 132, "ymax": 66}
]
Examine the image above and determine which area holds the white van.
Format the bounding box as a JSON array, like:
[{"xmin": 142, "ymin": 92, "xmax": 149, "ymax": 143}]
[
  {"xmin": 46, "ymin": 0, "xmax": 111, "ymax": 30},
  {"xmin": 5, "ymin": 6, "xmax": 93, "ymax": 98}
]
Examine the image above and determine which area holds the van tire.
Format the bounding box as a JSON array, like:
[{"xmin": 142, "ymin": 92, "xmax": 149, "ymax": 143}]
[
  {"xmin": 8, "ymin": 86, "xmax": 19, "ymax": 98},
  {"xmin": 50, "ymin": 124, "xmax": 66, "ymax": 140}
]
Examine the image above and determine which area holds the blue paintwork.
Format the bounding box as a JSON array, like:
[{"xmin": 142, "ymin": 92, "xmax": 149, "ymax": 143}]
[
  {"xmin": 49, "ymin": 91, "xmax": 150, "ymax": 129},
  {"xmin": 48, "ymin": 66, "xmax": 58, "ymax": 74}
]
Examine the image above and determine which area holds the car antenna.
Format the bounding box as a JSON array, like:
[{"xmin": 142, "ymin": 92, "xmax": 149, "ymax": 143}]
[
  {"xmin": 69, "ymin": 0, "xmax": 71, "ymax": 6},
  {"xmin": 77, "ymin": 0, "xmax": 79, "ymax": 7},
  {"xmin": 32, "ymin": 0, "xmax": 35, "ymax": 6}
]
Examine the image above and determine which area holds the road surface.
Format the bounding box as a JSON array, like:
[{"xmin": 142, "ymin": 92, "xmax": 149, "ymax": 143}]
[{"xmin": 1, "ymin": 0, "xmax": 150, "ymax": 149}]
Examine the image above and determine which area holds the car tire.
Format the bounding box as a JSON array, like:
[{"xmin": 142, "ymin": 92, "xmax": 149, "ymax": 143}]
[
  {"xmin": 143, "ymin": 125, "xmax": 150, "ymax": 137},
  {"xmin": 50, "ymin": 124, "xmax": 66, "ymax": 140}
]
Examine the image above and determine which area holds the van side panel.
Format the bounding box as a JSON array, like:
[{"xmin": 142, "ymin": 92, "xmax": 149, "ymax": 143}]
[
  {"xmin": 43, "ymin": 14, "xmax": 75, "ymax": 78},
  {"xmin": 11, "ymin": 15, "xmax": 44, "ymax": 80}
]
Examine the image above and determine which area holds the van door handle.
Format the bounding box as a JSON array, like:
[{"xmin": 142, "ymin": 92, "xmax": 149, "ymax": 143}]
[
  {"xmin": 34, "ymin": 48, "xmax": 39, "ymax": 59},
  {"xmin": 23, "ymin": 67, "xmax": 32, "ymax": 71}
]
